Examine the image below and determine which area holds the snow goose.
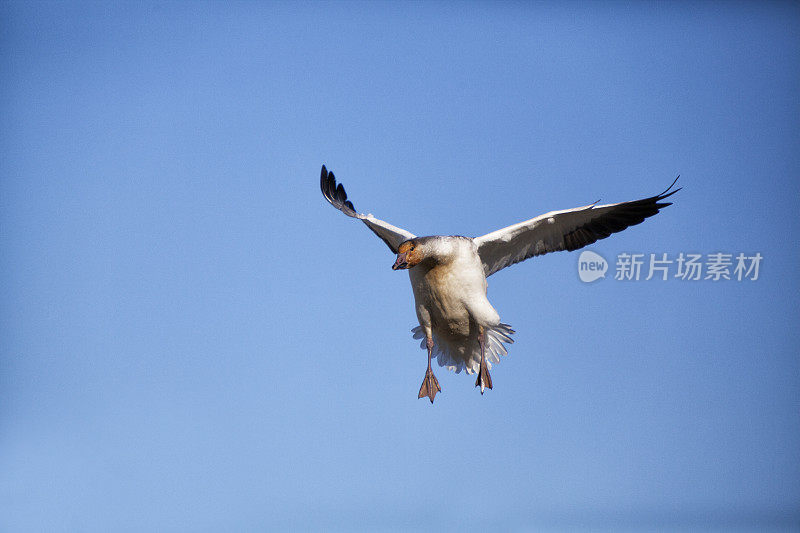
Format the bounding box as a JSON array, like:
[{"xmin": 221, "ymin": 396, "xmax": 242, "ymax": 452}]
[{"xmin": 320, "ymin": 165, "xmax": 679, "ymax": 403}]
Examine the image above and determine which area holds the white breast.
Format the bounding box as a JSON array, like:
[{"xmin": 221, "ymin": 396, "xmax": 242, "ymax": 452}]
[{"xmin": 409, "ymin": 238, "xmax": 499, "ymax": 337}]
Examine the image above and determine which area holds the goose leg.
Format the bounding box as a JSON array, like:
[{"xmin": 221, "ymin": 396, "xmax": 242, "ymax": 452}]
[
  {"xmin": 475, "ymin": 326, "xmax": 493, "ymax": 394},
  {"xmin": 418, "ymin": 337, "xmax": 441, "ymax": 403}
]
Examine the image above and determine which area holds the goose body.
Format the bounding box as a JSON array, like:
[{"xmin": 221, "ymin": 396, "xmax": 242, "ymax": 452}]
[
  {"xmin": 320, "ymin": 165, "xmax": 679, "ymax": 402},
  {"xmin": 405, "ymin": 236, "xmax": 510, "ymax": 377}
]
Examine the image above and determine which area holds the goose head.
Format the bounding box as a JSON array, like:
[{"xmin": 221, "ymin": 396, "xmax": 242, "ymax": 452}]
[{"xmin": 392, "ymin": 239, "xmax": 424, "ymax": 270}]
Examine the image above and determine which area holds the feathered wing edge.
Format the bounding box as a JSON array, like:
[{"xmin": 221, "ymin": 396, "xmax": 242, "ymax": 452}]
[
  {"xmin": 320, "ymin": 165, "xmax": 416, "ymax": 253},
  {"xmin": 475, "ymin": 176, "xmax": 681, "ymax": 276},
  {"xmin": 411, "ymin": 324, "xmax": 515, "ymax": 374},
  {"xmin": 320, "ymin": 164, "xmax": 359, "ymax": 217}
]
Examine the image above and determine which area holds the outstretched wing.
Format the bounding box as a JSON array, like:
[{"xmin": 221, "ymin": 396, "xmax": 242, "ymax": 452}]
[
  {"xmin": 473, "ymin": 177, "xmax": 680, "ymax": 277},
  {"xmin": 320, "ymin": 165, "xmax": 417, "ymax": 254}
]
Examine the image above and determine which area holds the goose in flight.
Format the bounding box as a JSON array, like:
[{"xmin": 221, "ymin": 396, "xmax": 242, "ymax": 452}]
[{"xmin": 320, "ymin": 165, "xmax": 679, "ymax": 403}]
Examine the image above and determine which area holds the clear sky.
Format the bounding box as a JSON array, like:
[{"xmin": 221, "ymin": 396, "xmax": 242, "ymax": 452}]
[{"xmin": 2, "ymin": 1, "xmax": 799, "ymax": 531}]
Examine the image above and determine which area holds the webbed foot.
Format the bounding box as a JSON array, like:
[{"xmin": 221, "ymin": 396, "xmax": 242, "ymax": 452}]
[
  {"xmin": 475, "ymin": 361, "xmax": 493, "ymax": 394},
  {"xmin": 418, "ymin": 368, "xmax": 441, "ymax": 404}
]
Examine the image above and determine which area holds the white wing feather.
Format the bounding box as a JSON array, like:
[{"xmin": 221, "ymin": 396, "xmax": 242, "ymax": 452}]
[
  {"xmin": 474, "ymin": 178, "xmax": 680, "ymax": 277},
  {"xmin": 320, "ymin": 165, "xmax": 416, "ymax": 253}
]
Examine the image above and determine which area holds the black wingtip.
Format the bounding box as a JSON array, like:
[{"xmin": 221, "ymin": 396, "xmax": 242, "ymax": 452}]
[
  {"xmin": 319, "ymin": 164, "xmax": 358, "ymax": 216},
  {"xmin": 658, "ymin": 175, "xmax": 681, "ymax": 199},
  {"xmin": 320, "ymin": 164, "xmax": 333, "ymax": 202}
]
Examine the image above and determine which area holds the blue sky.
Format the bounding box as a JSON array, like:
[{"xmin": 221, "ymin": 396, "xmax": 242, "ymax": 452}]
[{"xmin": 2, "ymin": 1, "xmax": 799, "ymax": 531}]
